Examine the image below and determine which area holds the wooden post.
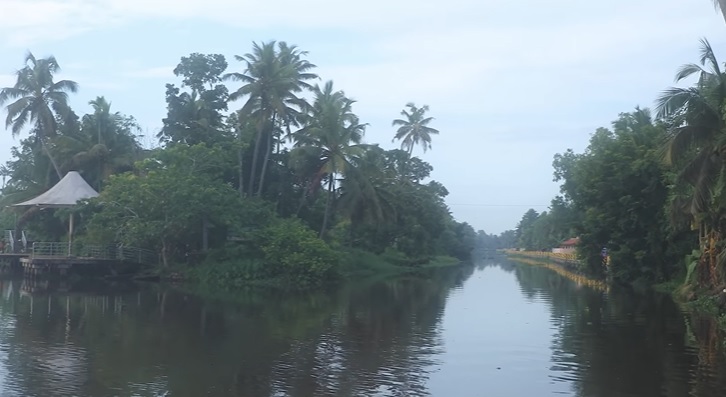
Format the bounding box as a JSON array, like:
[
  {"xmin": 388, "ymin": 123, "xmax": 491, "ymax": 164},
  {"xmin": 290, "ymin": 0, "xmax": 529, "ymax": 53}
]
[{"xmin": 68, "ymin": 212, "xmax": 74, "ymax": 257}]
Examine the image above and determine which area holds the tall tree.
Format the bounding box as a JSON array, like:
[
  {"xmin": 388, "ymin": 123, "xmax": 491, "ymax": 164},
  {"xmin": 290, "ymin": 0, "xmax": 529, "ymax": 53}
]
[
  {"xmin": 337, "ymin": 146, "xmax": 397, "ymax": 243},
  {"xmin": 0, "ymin": 52, "xmax": 78, "ymax": 180},
  {"xmin": 656, "ymin": 38, "xmax": 726, "ymax": 287},
  {"xmin": 54, "ymin": 97, "xmax": 141, "ymax": 189},
  {"xmin": 173, "ymin": 53, "xmax": 228, "ymax": 93},
  {"xmin": 293, "ymin": 81, "xmax": 367, "ymax": 237},
  {"xmin": 392, "ymin": 103, "xmax": 439, "ymax": 155},
  {"xmin": 159, "ymin": 53, "xmax": 229, "ymax": 146},
  {"xmin": 225, "ymin": 41, "xmax": 317, "ymax": 196},
  {"xmin": 515, "ymin": 209, "xmax": 540, "ymax": 250},
  {"xmin": 552, "ymin": 109, "xmax": 691, "ymax": 281}
]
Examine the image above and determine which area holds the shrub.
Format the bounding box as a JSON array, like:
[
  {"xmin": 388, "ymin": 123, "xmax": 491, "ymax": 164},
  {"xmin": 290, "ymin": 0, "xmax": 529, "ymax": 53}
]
[
  {"xmin": 189, "ymin": 259, "xmax": 267, "ymax": 288},
  {"xmin": 259, "ymin": 218, "xmax": 340, "ymax": 285}
]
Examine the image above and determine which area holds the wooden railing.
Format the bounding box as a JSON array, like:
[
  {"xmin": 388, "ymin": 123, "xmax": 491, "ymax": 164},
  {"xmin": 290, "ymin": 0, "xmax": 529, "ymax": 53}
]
[{"xmin": 31, "ymin": 242, "xmax": 70, "ymax": 258}]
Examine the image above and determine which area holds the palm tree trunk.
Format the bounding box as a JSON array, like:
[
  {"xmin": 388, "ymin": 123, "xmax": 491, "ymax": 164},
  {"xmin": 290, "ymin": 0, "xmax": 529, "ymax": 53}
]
[
  {"xmin": 320, "ymin": 174, "xmax": 334, "ymax": 238},
  {"xmin": 256, "ymin": 128, "xmax": 273, "ymax": 196},
  {"xmin": 296, "ymin": 183, "xmax": 309, "ymax": 216},
  {"xmin": 97, "ymin": 118, "xmax": 102, "ymax": 190},
  {"xmin": 202, "ymin": 215, "xmax": 209, "ymax": 252},
  {"xmin": 697, "ymin": 224, "xmax": 721, "ymax": 288},
  {"xmin": 37, "ymin": 117, "xmax": 62, "ymax": 180},
  {"xmin": 247, "ymin": 124, "xmax": 263, "ymax": 195},
  {"xmin": 238, "ymin": 147, "xmax": 245, "ymax": 198},
  {"xmin": 161, "ymin": 238, "xmax": 169, "ymax": 267},
  {"xmin": 41, "ymin": 137, "xmax": 62, "ymax": 180},
  {"xmin": 256, "ymin": 112, "xmax": 277, "ymax": 197},
  {"xmin": 709, "ymin": 231, "xmax": 718, "ymax": 286}
]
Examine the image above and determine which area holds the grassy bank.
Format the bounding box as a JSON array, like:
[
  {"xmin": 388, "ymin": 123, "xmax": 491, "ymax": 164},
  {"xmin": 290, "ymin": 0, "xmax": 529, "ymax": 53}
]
[
  {"xmin": 149, "ymin": 247, "xmax": 465, "ymax": 291},
  {"xmin": 339, "ymin": 248, "xmax": 461, "ymax": 279}
]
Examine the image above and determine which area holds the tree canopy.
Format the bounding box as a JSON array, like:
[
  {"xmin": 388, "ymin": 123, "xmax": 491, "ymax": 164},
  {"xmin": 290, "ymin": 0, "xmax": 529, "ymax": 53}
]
[{"xmin": 0, "ymin": 43, "xmax": 474, "ymax": 287}]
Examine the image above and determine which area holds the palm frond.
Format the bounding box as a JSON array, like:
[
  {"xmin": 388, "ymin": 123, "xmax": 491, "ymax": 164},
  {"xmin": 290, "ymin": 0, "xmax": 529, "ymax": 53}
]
[
  {"xmin": 675, "ymin": 63, "xmax": 706, "ymax": 82},
  {"xmin": 0, "ymin": 87, "xmax": 29, "ymax": 105},
  {"xmin": 699, "ymin": 37, "xmax": 722, "ymax": 76},
  {"xmin": 662, "ymin": 125, "xmax": 715, "ymax": 165},
  {"xmin": 655, "ymin": 87, "xmax": 709, "ymax": 120},
  {"xmin": 50, "ymin": 79, "xmax": 79, "ymax": 93},
  {"xmin": 9, "ymin": 106, "xmax": 32, "ymax": 135}
]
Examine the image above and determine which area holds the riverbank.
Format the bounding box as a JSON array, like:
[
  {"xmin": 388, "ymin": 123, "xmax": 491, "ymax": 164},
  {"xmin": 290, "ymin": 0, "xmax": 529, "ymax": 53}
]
[
  {"xmin": 659, "ymin": 282, "xmax": 726, "ymax": 335},
  {"xmin": 506, "ymin": 252, "xmax": 608, "ymax": 292},
  {"xmin": 144, "ymin": 247, "xmax": 465, "ymax": 291},
  {"xmin": 506, "ymin": 251, "xmax": 726, "ymax": 337}
]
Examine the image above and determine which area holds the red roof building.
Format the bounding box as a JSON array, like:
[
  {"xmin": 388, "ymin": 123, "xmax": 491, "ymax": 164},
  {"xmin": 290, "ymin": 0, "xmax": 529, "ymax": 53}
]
[{"xmin": 559, "ymin": 237, "xmax": 580, "ymax": 249}]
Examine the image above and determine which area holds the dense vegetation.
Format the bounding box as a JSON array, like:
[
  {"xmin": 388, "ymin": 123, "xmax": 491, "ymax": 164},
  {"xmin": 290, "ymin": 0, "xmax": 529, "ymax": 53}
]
[
  {"xmin": 0, "ymin": 43, "xmax": 476, "ymax": 287},
  {"xmin": 512, "ymin": 36, "xmax": 726, "ymax": 293}
]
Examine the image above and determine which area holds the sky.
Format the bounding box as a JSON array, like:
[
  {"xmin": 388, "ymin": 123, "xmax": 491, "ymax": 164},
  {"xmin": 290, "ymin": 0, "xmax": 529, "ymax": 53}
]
[{"xmin": 0, "ymin": 0, "xmax": 725, "ymax": 234}]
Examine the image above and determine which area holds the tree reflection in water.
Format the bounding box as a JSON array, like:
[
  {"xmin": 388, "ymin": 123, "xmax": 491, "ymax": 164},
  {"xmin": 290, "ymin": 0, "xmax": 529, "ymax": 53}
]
[
  {"xmin": 508, "ymin": 260, "xmax": 726, "ymax": 397},
  {"xmin": 1, "ymin": 261, "xmax": 725, "ymax": 397},
  {"xmin": 0, "ymin": 266, "xmax": 473, "ymax": 396}
]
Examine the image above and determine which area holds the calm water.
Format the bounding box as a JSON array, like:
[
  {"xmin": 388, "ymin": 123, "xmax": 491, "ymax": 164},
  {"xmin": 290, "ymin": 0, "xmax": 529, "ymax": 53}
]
[{"xmin": 0, "ymin": 260, "xmax": 726, "ymax": 396}]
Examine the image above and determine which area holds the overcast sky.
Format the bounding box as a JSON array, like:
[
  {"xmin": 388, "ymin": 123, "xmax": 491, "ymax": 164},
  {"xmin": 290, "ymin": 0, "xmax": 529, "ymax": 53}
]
[{"xmin": 1, "ymin": 0, "xmax": 725, "ymax": 234}]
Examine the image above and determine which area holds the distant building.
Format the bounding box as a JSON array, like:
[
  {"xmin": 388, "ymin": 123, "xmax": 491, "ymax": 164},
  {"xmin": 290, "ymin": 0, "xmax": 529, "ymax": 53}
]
[{"xmin": 552, "ymin": 237, "xmax": 579, "ymax": 254}]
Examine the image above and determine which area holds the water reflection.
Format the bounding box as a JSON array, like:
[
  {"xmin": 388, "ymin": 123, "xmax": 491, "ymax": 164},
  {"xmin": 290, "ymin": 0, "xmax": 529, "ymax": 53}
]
[
  {"xmin": 0, "ymin": 262, "xmax": 725, "ymax": 396},
  {"xmin": 510, "ymin": 260, "xmax": 726, "ymax": 397},
  {"xmin": 0, "ymin": 266, "xmax": 472, "ymax": 396}
]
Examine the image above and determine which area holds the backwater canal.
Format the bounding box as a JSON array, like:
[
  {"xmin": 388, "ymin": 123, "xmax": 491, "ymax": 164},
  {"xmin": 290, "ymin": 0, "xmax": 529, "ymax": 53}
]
[{"xmin": 0, "ymin": 259, "xmax": 725, "ymax": 396}]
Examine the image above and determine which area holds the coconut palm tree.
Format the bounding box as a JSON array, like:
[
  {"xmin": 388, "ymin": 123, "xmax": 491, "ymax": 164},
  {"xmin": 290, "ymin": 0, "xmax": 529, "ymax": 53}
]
[
  {"xmin": 224, "ymin": 41, "xmax": 317, "ymax": 196},
  {"xmin": 656, "ymin": 38, "xmax": 726, "ymax": 287},
  {"xmin": 338, "ymin": 146, "xmax": 398, "ymax": 243},
  {"xmin": 392, "ymin": 103, "xmax": 439, "ymax": 155},
  {"xmin": 0, "ymin": 52, "xmax": 78, "ymax": 180},
  {"xmin": 55, "ymin": 97, "xmax": 141, "ymax": 189},
  {"xmin": 293, "ymin": 81, "xmax": 368, "ymax": 237},
  {"xmin": 713, "ymin": 0, "xmax": 726, "ymax": 23}
]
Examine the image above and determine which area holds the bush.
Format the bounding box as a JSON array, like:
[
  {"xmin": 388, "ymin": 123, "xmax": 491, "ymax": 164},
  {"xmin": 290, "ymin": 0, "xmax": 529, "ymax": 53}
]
[
  {"xmin": 259, "ymin": 218, "xmax": 340, "ymax": 285},
  {"xmin": 188, "ymin": 259, "xmax": 268, "ymax": 288}
]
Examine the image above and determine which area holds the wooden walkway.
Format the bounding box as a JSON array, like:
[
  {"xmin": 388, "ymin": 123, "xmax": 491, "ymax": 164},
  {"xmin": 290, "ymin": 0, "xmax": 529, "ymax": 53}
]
[
  {"xmin": 0, "ymin": 253, "xmax": 29, "ymax": 260},
  {"xmin": 20, "ymin": 256, "xmax": 117, "ymax": 277},
  {"xmin": 1, "ymin": 242, "xmax": 157, "ymax": 277}
]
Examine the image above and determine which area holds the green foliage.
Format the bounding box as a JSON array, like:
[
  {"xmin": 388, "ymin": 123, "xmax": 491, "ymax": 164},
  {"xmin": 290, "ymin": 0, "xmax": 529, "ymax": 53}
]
[
  {"xmin": 559, "ymin": 110, "xmax": 692, "ymax": 282},
  {"xmin": 192, "ymin": 218, "xmax": 339, "ymax": 288},
  {"xmin": 476, "ymin": 229, "xmax": 517, "ymax": 251},
  {"xmin": 685, "ymin": 250, "xmax": 701, "ymax": 285},
  {"xmin": 258, "ymin": 218, "xmax": 339, "ymax": 284},
  {"xmin": 517, "ymin": 108, "xmax": 695, "ymax": 283},
  {"xmin": 0, "ymin": 53, "xmax": 79, "ymax": 179},
  {"xmin": 515, "ymin": 209, "xmax": 540, "ymax": 250},
  {"xmin": 0, "ymin": 44, "xmax": 474, "ymax": 290},
  {"xmin": 159, "ymin": 53, "xmax": 230, "ymax": 146},
  {"xmin": 0, "ymin": 210, "xmax": 13, "ymax": 230},
  {"xmin": 188, "ymin": 259, "xmax": 268, "ymax": 288},
  {"xmin": 85, "ymin": 144, "xmax": 243, "ymax": 265}
]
